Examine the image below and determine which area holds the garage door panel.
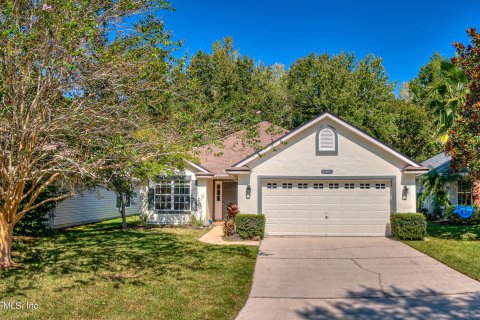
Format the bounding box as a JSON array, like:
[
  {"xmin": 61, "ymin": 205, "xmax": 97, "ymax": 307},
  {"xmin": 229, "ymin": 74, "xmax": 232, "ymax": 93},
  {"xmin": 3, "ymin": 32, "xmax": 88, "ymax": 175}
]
[
  {"xmin": 263, "ymin": 179, "xmax": 391, "ymax": 236},
  {"xmin": 309, "ymin": 210, "xmax": 325, "ymax": 218},
  {"xmin": 373, "ymin": 225, "xmax": 387, "ymax": 234},
  {"xmin": 342, "ymin": 225, "xmax": 359, "ymax": 234},
  {"xmin": 310, "ymin": 203, "xmax": 325, "ymax": 210},
  {"xmin": 295, "ymin": 222, "xmax": 312, "ymax": 233},
  {"xmin": 278, "ymin": 196, "xmax": 294, "ymax": 204},
  {"xmin": 264, "ymin": 210, "xmax": 279, "ymax": 218},
  {"xmin": 342, "ymin": 197, "xmax": 358, "ymax": 205},
  {"xmin": 358, "ymin": 225, "xmax": 376, "ymax": 234}
]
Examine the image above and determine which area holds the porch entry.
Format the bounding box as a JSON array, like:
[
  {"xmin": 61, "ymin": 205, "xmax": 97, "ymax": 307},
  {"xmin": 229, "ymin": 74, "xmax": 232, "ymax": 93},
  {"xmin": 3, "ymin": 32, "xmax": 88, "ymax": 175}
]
[{"xmin": 214, "ymin": 181, "xmax": 238, "ymax": 220}]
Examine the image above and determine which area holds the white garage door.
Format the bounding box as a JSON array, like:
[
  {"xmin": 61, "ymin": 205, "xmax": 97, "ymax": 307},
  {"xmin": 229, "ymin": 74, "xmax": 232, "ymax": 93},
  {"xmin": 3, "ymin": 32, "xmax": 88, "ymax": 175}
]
[{"xmin": 262, "ymin": 179, "xmax": 391, "ymax": 236}]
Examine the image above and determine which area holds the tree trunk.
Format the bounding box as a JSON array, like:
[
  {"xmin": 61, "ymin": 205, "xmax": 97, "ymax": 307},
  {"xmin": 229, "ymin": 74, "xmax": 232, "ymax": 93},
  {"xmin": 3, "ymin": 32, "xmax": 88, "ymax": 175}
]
[
  {"xmin": 121, "ymin": 206, "xmax": 127, "ymax": 230},
  {"xmin": 0, "ymin": 218, "xmax": 14, "ymax": 268},
  {"xmin": 472, "ymin": 181, "xmax": 480, "ymax": 206},
  {"xmin": 121, "ymin": 194, "xmax": 128, "ymax": 230}
]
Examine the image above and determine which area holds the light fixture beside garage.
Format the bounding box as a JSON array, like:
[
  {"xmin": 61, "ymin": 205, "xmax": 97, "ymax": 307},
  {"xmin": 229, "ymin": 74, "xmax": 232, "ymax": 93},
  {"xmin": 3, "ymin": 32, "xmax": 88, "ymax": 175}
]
[
  {"xmin": 246, "ymin": 185, "xmax": 251, "ymax": 199},
  {"xmin": 402, "ymin": 186, "xmax": 409, "ymax": 200}
]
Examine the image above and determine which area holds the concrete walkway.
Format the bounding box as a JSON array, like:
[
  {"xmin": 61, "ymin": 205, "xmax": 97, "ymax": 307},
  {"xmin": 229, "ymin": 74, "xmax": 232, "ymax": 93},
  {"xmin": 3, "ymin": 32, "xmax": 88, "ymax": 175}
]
[
  {"xmin": 199, "ymin": 225, "xmax": 260, "ymax": 246},
  {"xmin": 237, "ymin": 237, "xmax": 480, "ymax": 319}
]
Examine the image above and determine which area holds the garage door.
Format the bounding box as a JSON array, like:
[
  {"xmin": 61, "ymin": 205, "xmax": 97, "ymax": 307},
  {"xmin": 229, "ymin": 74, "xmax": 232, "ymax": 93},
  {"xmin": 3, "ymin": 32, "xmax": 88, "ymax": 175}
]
[{"xmin": 262, "ymin": 179, "xmax": 391, "ymax": 236}]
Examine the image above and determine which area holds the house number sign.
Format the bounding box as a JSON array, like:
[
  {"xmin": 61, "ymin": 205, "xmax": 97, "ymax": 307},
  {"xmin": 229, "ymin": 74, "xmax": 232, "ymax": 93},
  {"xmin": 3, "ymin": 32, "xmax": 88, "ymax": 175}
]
[{"xmin": 321, "ymin": 169, "xmax": 333, "ymax": 174}]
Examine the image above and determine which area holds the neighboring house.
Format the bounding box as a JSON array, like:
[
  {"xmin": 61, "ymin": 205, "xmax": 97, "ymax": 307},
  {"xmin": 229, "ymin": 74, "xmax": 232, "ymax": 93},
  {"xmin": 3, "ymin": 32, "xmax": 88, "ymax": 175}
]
[
  {"xmin": 49, "ymin": 188, "xmax": 140, "ymax": 229},
  {"xmin": 140, "ymin": 112, "xmax": 428, "ymax": 236},
  {"xmin": 417, "ymin": 152, "xmax": 472, "ymax": 212}
]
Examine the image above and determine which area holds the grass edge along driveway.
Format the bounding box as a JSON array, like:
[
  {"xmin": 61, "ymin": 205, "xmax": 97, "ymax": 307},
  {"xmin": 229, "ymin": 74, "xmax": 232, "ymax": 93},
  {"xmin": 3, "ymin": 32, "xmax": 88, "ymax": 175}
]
[
  {"xmin": 403, "ymin": 222, "xmax": 480, "ymax": 281},
  {"xmin": 0, "ymin": 217, "xmax": 258, "ymax": 320}
]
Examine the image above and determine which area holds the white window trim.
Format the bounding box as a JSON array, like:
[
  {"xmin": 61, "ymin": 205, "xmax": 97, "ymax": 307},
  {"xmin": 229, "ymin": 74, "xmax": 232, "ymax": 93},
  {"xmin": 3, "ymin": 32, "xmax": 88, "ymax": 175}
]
[{"xmin": 154, "ymin": 177, "xmax": 192, "ymax": 213}]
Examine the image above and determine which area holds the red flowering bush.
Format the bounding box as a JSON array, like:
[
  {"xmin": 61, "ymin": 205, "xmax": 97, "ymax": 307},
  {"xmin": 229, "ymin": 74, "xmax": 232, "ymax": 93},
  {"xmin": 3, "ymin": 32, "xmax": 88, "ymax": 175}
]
[
  {"xmin": 223, "ymin": 203, "xmax": 239, "ymax": 236},
  {"xmin": 446, "ymin": 28, "xmax": 480, "ymax": 204}
]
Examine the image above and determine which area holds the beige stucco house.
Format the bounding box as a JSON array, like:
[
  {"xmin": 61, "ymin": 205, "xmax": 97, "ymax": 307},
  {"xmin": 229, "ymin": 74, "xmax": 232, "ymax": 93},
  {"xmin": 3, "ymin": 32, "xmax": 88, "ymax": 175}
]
[{"xmin": 140, "ymin": 112, "xmax": 428, "ymax": 236}]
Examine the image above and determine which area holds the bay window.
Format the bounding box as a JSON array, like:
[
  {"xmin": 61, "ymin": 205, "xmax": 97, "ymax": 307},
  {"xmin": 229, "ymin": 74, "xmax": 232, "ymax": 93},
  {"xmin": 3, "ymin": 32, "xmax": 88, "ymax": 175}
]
[{"xmin": 154, "ymin": 177, "xmax": 191, "ymax": 212}]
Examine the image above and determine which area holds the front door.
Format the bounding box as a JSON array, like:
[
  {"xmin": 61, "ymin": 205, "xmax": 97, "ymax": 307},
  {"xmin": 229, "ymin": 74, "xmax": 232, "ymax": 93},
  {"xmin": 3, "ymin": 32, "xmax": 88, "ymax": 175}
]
[
  {"xmin": 214, "ymin": 181, "xmax": 238, "ymax": 220},
  {"xmin": 214, "ymin": 181, "xmax": 223, "ymax": 220},
  {"xmin": 222, "ymin": 182, "xmax": 238, "ymax": 218}
]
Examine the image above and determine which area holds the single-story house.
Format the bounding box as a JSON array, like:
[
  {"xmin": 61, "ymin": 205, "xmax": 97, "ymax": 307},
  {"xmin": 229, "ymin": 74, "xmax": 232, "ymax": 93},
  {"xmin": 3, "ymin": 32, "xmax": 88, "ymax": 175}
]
[
  {"xmin": 139, "ymin": 112, "xmax": 428, "ymax": 236},
  {"xmin": 417, "ymin": 152, "xmax": 472, "ymax": 212},
  {"xmin": 49, "ymin": 188, "xmax": 140, "ymax": 229}
]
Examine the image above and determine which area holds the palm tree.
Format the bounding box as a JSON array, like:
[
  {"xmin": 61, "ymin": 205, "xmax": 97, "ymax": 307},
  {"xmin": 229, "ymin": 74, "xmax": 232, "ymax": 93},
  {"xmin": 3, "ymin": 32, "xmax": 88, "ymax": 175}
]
[
  {"xmin": 427, "ymin": 60, "xmax": 468, "ymax": 143},
  {"xmin": 418, "ymin": 170, "xmax": 464, "ymax": 218}
]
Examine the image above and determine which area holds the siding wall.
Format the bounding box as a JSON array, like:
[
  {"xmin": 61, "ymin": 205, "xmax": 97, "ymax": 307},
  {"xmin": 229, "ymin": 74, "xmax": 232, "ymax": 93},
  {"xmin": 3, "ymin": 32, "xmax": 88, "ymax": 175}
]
[{"xmin": 51, "ymin": 188, "xmax": 140, "ymax": 229}]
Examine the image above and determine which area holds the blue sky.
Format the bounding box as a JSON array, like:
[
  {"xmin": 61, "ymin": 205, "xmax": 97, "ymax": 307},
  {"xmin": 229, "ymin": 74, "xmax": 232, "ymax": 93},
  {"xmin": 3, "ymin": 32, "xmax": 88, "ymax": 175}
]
[{"xmin": 161, "ymin": 0, "xmax": 479, "ymax": 90}]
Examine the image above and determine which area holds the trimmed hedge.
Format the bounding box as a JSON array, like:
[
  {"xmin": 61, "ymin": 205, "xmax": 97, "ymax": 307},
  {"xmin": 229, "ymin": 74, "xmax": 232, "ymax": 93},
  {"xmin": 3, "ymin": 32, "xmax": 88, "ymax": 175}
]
[
  {"xmin": 445, "ymin": 205, "xmax": 480, "ymax": 225},
  {"xmin": 236, "ymin": 214, "xmax": 265, "ymax": 239},
  {"xmin": 390, "ymin": 213, "xmax": 426, "ymax": 240}
]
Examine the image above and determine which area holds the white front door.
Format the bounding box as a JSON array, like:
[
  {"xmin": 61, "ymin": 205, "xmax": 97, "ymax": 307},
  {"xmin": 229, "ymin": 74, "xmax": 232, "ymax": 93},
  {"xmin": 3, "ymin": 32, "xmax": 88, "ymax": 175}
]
[
  {"xmin": 214, "ymin": 181, "xmax": 223, "ymax": 220},
  {"xmin": 262, "ymin": 179, "xmax": 391, "ymax": 236}
]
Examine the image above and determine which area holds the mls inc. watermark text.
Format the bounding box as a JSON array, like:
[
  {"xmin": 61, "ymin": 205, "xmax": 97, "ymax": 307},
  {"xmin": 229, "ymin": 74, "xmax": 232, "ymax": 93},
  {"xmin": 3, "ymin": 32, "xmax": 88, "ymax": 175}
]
[{"xmin": 1, "ymin": 301, "xmax": 39, "ymax": 310}]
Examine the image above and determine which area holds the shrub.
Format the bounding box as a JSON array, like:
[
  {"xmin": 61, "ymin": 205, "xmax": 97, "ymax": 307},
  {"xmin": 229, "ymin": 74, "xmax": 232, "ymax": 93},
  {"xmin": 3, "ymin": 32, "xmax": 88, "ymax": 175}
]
[
  {"xmin": 189, "ymin": 213, "xmax": 202, "ymax": 227},
  {"xmin": 445, "ymin": 205, "xmax": 480, "ymax": 225},
  {"xmin": 236, "ymin": 214, "xmax": 265, "ymax": 239},
  {"xmin": 390, "ymin": 213, "xmax": 426, "ymax": 240},
  {"xmin": 14, "ymin": 184, "xmax": 59, "ymax": 236}
]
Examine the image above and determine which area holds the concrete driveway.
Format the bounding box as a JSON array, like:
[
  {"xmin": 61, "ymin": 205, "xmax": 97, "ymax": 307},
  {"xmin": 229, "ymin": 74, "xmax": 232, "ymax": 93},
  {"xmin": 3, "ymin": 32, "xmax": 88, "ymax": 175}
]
[{"xmin": 236, "ymin": 237, "xmax": 480, "ymax": 320}]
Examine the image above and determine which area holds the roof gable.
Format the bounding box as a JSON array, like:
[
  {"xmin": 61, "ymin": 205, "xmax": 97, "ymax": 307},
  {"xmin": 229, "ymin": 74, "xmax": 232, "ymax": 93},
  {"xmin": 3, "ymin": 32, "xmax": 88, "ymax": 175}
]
[{"xmin": 233, "ymin": 112, "xmax": 422, "ymax": 168}]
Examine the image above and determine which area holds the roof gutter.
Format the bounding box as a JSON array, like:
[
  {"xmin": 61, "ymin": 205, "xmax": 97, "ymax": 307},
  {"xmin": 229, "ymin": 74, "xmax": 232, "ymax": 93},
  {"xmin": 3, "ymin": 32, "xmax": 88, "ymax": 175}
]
[
  {"xmin": 403, "ymin": 166, "xmax": 429, "ymax": 174},
  {"xmin": 225, "ymin": 166, "xmax": 251, "ymax": 175}
]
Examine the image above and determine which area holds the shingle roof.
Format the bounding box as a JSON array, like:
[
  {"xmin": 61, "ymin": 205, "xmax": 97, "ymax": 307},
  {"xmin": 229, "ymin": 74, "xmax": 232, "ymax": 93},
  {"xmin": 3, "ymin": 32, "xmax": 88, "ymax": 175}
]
[
  {"xmin": 421, "ymin": 152, "xmax": 452, "ymax": 173},
  {"xmin": 193, "ymin": 122, "xmax": 288, "ymax": 175}
]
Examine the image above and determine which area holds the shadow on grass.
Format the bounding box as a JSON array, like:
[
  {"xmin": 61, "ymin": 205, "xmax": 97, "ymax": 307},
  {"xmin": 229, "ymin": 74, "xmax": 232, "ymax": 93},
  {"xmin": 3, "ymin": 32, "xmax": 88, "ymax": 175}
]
[
  {"xmin": 0, "ymin": 219, "xmax": 256, "ymax": 298},
  {"xmin": 295, "ymin": 286, "xmax": 480, "ymax": 320},
  {"xmin": 426, "ymin": 222, "xmax": 480, "ymax": 240}
]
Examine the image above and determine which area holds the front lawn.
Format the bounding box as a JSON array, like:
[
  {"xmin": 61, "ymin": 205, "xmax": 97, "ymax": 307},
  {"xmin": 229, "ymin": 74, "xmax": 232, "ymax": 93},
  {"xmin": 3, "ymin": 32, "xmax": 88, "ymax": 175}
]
[
  {"xmin": 404, "ymin": 222, "xmax": 480, "ymax": 280},
  {"xmin": 0, "ymin": 217, "xmax": 258, "ymax": 320}
]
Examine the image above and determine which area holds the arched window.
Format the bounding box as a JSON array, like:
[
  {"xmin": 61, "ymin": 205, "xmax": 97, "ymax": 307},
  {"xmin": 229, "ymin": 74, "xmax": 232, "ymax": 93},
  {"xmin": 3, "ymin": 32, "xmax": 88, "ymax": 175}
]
[{"xmin": 318, "ymin": 127, "xmax": 336, "ymax": 152}]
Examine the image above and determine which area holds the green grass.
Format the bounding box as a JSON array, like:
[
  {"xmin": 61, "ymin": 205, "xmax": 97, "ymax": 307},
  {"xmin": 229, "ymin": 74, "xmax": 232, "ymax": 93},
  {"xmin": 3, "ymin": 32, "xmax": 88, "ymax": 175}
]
[
  {"xmin": 404, "ymin": 222, "xmax": 480, "ymax": 280},
  {"xmin": 0, "ymin": 217, "xmax": 258, "ymax": 320}
]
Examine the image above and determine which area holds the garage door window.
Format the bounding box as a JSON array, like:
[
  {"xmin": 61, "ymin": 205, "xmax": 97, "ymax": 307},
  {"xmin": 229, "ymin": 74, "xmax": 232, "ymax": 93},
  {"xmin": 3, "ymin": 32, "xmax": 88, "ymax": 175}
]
[
  {"xmin": 267, "ymin": 183, "xmax": 277, "ymax": 189},
  {"xmin": 329, "ymin": 183, "xmax": 339, "ymax": 189},
  {"xmin": 282, "ymin": 183, "xmax": 293, "ymax": 189},
  {"xmin": 298, "ymin": 183, "xmax": 308, "ymax": 189},
  {"xmin": 344, "ymin": 183, "xmax": 354, "ymax": 189},
  {"xmin": 360, "ymin": 183, "xmax": 371, "ymax": 189},
  {"xmin": 376, "ymin": 184, "xmax": 386, "ymax": 189},
  {"xmin": 313, "ymin": 183, "xmax": 324, "ymax": 189}
]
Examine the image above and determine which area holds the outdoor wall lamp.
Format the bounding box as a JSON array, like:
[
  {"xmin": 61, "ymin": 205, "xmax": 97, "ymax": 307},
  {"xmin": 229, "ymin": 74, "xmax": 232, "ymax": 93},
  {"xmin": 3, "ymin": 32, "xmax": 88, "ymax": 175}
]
[
  {"xmin": 402, "ymin": 186, "xmax": 409, "ymax": 200},
  {"xmin": 246, "ymin": 185, "xmax": 251, "ymax": 199}
]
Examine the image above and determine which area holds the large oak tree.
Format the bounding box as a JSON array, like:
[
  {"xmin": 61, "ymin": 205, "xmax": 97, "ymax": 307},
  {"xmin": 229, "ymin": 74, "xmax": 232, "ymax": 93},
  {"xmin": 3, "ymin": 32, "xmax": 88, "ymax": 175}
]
[{"xmin": 0, "ymin": 0, "xmax": 195, "ymax": 268}]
